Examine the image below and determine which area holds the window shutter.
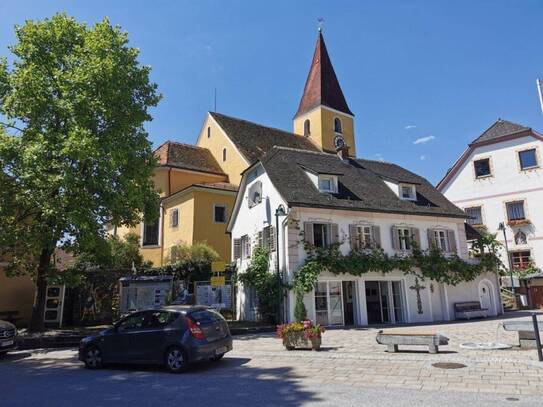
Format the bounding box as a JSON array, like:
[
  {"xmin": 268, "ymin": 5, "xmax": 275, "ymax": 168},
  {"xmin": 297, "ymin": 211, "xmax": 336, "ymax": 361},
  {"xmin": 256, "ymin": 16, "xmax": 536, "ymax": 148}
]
[
  {"xmin": 304, "ymin": 222, "xmax": 314, "ymax": 245},
  {"xmin": 349, "ymin": 224, "xmax": 358, "ymax": 251},
  {"xmin": 427, "ymin": 229, "xmax": 436, "ymax": 249},
  {"xmin": 257, "ymin": 231, "xmax": 263, "ymax": 248},
  {"xmin": 391, "ymin": 227, "xmax": 399, "ymax": 250},
  {"xmin": 233, "ymin": 239, "xmax": 241, "ymax": 260},
  {"xmin": 410, "ymin": 227, "xmax": 421, "ymax": 248},
  {"xmin": 269, "ymin": 226, "xmax": 276, "ymax": 252},
  {"xmin": 246, "ymin": 237, "xmax": 252, "ymax": 258},
  {"xmin": 168, "ymin": 210, "xmax": 173, "ymax": 227},
  {"xmin": 330, "ymin": 224, "xmax": 339, "ymax": 244},
  {"xmin": 447, "ymin": 229, "xmax": 457, "ymax": 253},
  {"xmin": 372, "ymin": 226, "xmax": 381, "ymax": 248}
]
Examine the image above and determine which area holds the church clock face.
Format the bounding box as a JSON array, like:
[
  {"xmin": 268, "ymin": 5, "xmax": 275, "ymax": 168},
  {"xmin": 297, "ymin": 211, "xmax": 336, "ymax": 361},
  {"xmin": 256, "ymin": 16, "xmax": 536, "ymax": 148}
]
[{"xmin": 334, "ymin": 135, "xmax": 346, "ymax": 150}]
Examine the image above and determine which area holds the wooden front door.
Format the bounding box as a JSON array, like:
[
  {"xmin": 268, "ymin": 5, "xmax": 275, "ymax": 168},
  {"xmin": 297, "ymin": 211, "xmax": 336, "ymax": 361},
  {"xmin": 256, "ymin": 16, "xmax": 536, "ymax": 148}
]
[{"xmin": 529, "ymin": 286, "xmax": 543, "ymax": 309}]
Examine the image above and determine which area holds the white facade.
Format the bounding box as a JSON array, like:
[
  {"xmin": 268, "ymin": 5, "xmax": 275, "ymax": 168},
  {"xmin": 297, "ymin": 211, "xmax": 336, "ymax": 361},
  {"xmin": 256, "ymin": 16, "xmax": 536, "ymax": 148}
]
[
  {"xmin": 230, "ymin": 163, "xmax": 501, "ymax": 326},
  {"xmin": 439, "ymin": 133, "xmax": 543, "ymax": 278}
]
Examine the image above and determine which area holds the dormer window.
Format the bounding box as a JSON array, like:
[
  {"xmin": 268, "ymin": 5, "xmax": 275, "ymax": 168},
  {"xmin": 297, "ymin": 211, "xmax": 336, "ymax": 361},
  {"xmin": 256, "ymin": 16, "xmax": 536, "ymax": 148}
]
[
  {"xmin": 399, "ymin": 184, "xmax": 416, "ymax": 200},
  {"xmin": 304, "ymin": 119, "xmax": 311, "ymax": 136},
  {"xmin": 318, "ymin": 175, "xmax": 337, "ymax": 193}
]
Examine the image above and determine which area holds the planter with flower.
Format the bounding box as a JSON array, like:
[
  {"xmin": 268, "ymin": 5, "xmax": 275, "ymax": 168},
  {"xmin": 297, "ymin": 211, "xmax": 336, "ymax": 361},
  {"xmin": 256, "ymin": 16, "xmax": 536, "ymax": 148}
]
[
  {"xmin": 276, "ymin": 320, "xmax": 325, "ymax": 351},
  {"xmin": 507, "ymin": 218, "xmax": 531, "ymax": 227}
]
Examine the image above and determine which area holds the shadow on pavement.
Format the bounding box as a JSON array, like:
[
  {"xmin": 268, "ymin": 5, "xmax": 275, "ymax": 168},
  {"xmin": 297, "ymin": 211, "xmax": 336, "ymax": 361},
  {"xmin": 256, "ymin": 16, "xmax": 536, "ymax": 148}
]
[{"xmin": 1, "ymin": 350, "xmax": 322, "ymax": 407}]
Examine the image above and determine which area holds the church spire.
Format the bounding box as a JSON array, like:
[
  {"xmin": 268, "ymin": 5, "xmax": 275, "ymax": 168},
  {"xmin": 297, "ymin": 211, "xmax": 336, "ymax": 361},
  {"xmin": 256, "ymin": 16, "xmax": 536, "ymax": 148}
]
[{"xmin": 294, "ymin": 31, "xmax": 353, "ymax": 119}]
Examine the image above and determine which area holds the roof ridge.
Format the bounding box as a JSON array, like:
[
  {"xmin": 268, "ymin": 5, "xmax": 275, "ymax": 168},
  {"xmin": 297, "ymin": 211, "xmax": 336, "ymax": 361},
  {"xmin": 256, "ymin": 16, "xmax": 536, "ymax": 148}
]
[{"xmin": 165, "ymin": 140, "xmax": 212, "ymax": 151}]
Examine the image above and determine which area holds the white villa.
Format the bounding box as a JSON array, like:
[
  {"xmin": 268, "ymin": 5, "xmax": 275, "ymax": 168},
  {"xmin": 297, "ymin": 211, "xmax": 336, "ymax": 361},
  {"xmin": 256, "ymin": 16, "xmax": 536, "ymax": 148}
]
[
  {"xmin": 226, "ymin": 33, "xmax": 501, "ymax": 326},
  {"xmin": 438, "ymin": 119, "xmax": 543, "ymax": 308}
]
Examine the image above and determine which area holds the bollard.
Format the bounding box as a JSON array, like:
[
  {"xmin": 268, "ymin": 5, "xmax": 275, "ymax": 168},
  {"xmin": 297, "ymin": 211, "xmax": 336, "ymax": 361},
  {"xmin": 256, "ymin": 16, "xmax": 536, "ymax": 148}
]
[{"xmin": 532, "ymin": 313, "xmax": 543, "ymax": 362}]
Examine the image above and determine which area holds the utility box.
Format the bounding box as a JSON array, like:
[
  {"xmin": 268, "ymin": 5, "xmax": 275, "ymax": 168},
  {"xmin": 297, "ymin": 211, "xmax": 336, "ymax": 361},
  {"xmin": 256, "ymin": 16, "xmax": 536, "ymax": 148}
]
[{"xmin": 119, "ymin": 275, "xmax": 173, "ymax": 315}]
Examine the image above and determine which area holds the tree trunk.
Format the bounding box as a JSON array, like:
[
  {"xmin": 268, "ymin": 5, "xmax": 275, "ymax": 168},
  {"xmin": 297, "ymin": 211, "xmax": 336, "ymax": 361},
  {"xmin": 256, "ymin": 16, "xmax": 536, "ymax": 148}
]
[{"xmin": 29, "ymin": 247, "xmax": 54, "ymax": 332}]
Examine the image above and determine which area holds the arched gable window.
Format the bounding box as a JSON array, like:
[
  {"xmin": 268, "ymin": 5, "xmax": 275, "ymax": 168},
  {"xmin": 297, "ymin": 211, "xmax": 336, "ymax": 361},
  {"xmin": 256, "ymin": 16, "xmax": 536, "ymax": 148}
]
[
  {"xmin": 514, "ymin": 231, "xmax": 527, "ymax": 245},
  {"xmin": 303, "ymin": 119, "xmax": 311, "ymax": 136},
  {"xmin": 207, "ymin": 126, "xmax": 211, "ymax": 138},
  {"xmin": 222, "ymin": 148, "xmax": 227, "ymax": 162},
  {"xmin": 334, "ymin": 117, "xmax": 343, "ymax": 133}
]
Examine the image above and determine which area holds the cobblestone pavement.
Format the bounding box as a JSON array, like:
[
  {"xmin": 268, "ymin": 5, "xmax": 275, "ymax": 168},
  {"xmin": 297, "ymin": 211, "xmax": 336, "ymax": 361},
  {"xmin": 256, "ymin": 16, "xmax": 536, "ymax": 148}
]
[{"xmin": 228, "ymin": 311, "xmax": 543, "ymax": 396}]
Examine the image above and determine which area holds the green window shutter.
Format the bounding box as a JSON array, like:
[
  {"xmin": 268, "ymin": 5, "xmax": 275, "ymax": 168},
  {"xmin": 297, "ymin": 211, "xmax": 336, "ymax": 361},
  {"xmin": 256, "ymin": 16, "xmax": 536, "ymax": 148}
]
[
  {"xmin": 330, "ymin": 224, "xmax": 339, "ymax": 245},
  {"xmin": 269, "ymin": 226, "xmax": 276, "ymax": 252},
  {"xmin": 410, "ymin": 227, "xmax": 421, "ymax": 248},
  {"xmin": 233, "ymin": 239, "xmax": 241, "ymax": 260},
  {"xmin": 447, "ymin": 229, "xmax": 457, "ymax": 253},
  {"xmin": 372, "ymin": 225, "xmax": 381, "ymax": 248},
  {"xmin": 349, "ymin": 224, "xmax": 358, "ymax": 251},
  {"xmin": 391, "ymin": 227, "xmax": 399, "ymax": 251},
  {"xmin": 304, "ymin": 222, "xmax": 314, "ymax": 245}
]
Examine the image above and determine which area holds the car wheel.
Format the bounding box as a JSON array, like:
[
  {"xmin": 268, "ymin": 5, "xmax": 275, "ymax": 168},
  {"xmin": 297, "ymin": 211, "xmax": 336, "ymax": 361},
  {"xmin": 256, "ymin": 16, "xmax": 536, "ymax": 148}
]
[
  {"xmin": 211, "ymin": 353, "xmax": 224, "ymax": 361},
  {"xmin": 165, "ymin": 347, "xmax": 187, "ymax": 373},
  {"xmin": 84, "ymin": 346, "xmax": 103, "ymax": 369}
]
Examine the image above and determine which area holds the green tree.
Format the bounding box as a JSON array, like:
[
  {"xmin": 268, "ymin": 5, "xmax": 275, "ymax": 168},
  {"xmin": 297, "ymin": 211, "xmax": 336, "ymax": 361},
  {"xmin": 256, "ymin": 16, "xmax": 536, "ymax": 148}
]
[
  {"xmin": 0, "ymin": 14, "xmax": 160, "ymax": 331},
  {"xmin": 166, "ymin": 241, "xmax": 220, "ymax": 287}
]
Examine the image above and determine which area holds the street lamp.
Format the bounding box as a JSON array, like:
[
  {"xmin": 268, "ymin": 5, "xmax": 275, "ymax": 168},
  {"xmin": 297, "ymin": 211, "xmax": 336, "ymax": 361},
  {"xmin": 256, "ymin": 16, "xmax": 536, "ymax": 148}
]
[
  {"xmin": 275, "ymin": 204, "xmax": 287, "ymax": 323},
  {"xmin": 498, "ymin": 222, "xmax": 516, "ymax": 297}
]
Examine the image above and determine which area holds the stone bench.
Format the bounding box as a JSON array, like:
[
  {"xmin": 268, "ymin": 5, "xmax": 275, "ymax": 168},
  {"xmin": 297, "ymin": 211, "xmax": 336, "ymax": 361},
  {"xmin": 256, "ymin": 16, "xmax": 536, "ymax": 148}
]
[
  {"xmin": 502, "ymin": 320, "xmax": 543, "ymax": 349},
  {"xmin": 376, "ymin": 330, "xmax": 449, "ymax": 354},
  {"xmin": 454, "ymin": 301, "xmax": 487, "ymax": 320}
]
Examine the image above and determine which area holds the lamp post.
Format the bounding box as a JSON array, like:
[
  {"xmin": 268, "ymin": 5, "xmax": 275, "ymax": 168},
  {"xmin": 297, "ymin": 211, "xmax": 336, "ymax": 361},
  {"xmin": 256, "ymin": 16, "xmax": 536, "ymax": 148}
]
[
  {"xmin": 275, "ymin": 204, "xmax": 287, "ymax": 323},
  {"xmin": 498, "ymin": 222, "xmax": 516, "ymax": 297}
]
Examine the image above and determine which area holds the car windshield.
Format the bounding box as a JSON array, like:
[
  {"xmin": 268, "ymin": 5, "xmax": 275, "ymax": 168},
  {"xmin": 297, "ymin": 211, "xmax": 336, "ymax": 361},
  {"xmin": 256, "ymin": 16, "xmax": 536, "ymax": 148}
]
[{"xmin": 189, "ymin": 310, "xmax": 222, "ymax": 323}]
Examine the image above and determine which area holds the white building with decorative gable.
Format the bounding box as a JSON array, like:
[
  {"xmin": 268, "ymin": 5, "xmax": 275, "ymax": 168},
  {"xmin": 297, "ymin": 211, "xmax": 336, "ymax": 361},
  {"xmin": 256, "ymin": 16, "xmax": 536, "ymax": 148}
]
[{"xmin": 438, "ymin": 119, "xmax": 543, "ymax": 308}]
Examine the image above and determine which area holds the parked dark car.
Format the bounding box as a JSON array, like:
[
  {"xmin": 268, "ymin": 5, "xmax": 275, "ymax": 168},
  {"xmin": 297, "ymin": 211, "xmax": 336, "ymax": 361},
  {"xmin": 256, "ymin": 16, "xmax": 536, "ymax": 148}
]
[
  {"xmin": 78, "ymin": 306, "xmax": 232, "ymax": 373},
  {"xmin": 0, "ymin": 320, "xmax": 18, "ymax": 355}
]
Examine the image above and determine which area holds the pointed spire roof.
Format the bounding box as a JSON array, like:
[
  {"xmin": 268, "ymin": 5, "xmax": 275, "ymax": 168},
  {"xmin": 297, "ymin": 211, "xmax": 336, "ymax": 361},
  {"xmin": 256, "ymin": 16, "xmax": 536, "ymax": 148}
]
[{"xmin": 294, "ymin": 32, "xmax": 353, "ymax": 118}]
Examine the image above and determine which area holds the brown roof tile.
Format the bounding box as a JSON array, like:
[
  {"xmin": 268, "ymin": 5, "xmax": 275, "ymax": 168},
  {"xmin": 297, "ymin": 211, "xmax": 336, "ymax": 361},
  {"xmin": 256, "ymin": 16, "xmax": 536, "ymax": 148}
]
[
  {"xmin": 154, "ymin": 141, "xmax": 225, "ymax": 175},
  {"xmin": 294, "ymin": 32, "xmax": 353, "ymax": 118}
]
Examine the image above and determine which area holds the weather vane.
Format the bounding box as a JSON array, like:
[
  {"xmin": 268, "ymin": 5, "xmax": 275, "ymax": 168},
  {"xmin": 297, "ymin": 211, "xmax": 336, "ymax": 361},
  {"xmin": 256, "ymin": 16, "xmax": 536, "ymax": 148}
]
[{"xmin": 317, "ymin": 18, "xmax": 324, "ymax": 33}]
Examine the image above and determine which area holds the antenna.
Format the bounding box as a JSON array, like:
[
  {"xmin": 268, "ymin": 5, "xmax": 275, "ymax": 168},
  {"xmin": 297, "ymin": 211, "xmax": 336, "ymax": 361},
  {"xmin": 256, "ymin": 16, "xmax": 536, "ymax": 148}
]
[
  {"xmin": 317, "ymin": 17, "xmax": 324, "ymax": 33},
  {"xmin": 214, "ymin": 87, "xmax": 217, "ymax": 112},
  {"xmin": 537, "ymin": 79, "xmax": 543, "ymax": 114}
]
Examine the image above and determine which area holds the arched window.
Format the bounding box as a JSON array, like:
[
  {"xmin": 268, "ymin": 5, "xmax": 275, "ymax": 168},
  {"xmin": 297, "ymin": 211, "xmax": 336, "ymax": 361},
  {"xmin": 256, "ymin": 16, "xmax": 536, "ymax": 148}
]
[
  {"xmin": 222, "ymin": 148, "xmax": 227, "ymax": 162},
  {"xmin": 207, "ymin": 126, "xmax": 211, "ymax": 138},
  {"xmin": 303, "ymin": 119, "xmax": 311, "ymax": 136},
  {"xmin": 514, "ymin": 231, "xmax": 527, "ymax": 245},
  {"xmin": 334, "ymin": 117, "xmax": 343, "ymax": 133}
]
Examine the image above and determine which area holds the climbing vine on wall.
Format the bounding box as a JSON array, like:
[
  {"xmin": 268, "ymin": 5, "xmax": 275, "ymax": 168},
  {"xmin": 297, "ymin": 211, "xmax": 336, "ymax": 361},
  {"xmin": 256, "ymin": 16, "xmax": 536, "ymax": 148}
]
[{"xmin": 291, "ymin": 220, "xmax": 504, "ymax": 321}]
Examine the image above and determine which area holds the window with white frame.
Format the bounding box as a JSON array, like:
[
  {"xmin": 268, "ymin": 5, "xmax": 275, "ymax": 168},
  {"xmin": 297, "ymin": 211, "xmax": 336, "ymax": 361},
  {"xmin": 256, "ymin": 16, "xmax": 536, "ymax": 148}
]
[
  {"xmin": 399, "ymin": 184, "xmax": 416, "ymax": 200},
  {"xmin": 313, "ymin": 223, "xmax": 330, "ymax": 248},
  {"xmin": 170, "ymin": 208, "xmax": 179, "ymax": 228},
  {"xmin": 248, "ymin": 181, "xmax": 262, "ymax": 208},
  {"xmin": 318, "ymin": 175, "xmax": 337, "ymax": 193},
  {"xmin": 356, "ymin": 226, "xmax": 373, "ymax": 249},
  {"xmin": 304, "ymin": 119, "xmax": 311, "ymax": 136},
  {"xmin": 433, "ymin": 230, "xmax": 450, "ymax": 252},
  {"xmin": 465, "ymin": 206, "xmax": 483, "ymax": 225},
  {"xmin": 214, "ymin": 204, "xmax": 227, "ymax": 223},
  {"xmin": 518, "ymin": 149, "xmax": 538, "ymax": 170},
  {"xmin": 511, "ymin": 250, "xmax": 531, "ymax": 270},
  {"xmin": 506, "ymin": 201, "xmax": 525, "ymax": 221},
  {"xmin": 397, "ymin": 228, "xmax": 411, "ymax": 251},
  {"xmin": 241, "ymin": 235, "xmax": 251, "ymax": 258}
]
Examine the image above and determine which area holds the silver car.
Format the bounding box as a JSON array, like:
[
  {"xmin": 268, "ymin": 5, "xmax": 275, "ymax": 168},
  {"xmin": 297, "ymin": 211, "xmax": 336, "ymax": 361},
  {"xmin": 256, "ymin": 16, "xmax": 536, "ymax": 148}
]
[{"xmin": 0, "ymin": 320, "xmax": 17, "ymax": 355}]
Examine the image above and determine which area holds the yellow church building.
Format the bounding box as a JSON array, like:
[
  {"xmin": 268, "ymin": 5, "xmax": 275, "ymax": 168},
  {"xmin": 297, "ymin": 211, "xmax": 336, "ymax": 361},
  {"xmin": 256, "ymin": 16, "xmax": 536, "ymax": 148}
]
[{"xmin": 116, "ymin": 31, "xmax": 355, "ymax": 267}]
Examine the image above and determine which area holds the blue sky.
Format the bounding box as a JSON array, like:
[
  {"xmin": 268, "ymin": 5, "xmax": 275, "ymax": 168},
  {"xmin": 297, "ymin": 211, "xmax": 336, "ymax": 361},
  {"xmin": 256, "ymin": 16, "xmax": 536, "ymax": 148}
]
[{"xmin": 1, "ymin": 1, "xmax": 542, "ymax": 184}]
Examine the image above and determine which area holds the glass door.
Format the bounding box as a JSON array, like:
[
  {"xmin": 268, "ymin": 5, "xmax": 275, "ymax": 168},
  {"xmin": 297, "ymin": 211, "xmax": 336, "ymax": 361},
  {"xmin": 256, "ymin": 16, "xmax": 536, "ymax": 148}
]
[
  {"xmin": 314, "ymin": 281, "xmax": 344, "ymax": 326},
  {"xmin": 391, "ymin": 281, "xmax": 404, "ymax": 323}
]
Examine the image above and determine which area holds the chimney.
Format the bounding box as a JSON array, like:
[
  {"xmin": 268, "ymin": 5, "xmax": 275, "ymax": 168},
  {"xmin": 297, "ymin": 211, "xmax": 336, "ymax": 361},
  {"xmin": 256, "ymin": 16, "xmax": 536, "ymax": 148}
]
[{"xmin": 337, "ymin": 145, "xmax": 350, "ymax": 161}]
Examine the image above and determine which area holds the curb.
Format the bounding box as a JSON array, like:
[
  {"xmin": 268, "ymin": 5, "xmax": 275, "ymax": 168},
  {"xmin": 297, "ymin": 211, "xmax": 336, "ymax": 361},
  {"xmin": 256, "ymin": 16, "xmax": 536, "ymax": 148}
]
[{"xmin": 17, "ymin": 326, "xmax": 275, "ymax": 350}]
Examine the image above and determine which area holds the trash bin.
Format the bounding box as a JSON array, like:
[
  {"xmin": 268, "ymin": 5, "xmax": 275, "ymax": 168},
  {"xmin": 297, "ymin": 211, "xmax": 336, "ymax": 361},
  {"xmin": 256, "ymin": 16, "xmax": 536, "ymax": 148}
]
[{"xmin": 519, "ymin": 294, "xmax": 528, "ymax": 307}]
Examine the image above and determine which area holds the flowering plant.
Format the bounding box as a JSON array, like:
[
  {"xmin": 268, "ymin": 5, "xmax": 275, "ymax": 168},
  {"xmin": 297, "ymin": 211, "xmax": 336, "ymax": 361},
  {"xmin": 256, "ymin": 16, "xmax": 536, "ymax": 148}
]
[{"xmin": 276, "ymin": 320, "xmax": 325, "ymax": 339}]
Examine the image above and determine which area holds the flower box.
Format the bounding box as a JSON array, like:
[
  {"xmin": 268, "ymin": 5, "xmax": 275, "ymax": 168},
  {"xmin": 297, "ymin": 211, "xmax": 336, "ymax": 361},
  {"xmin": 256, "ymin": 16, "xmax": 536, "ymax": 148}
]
[
  {"xmin": 507, "ymin": 219, "xmax": 531, "ymax": 227},
  {"xmin": 276, "ymin": 320, "xmax": 324, "ymax": 351}
]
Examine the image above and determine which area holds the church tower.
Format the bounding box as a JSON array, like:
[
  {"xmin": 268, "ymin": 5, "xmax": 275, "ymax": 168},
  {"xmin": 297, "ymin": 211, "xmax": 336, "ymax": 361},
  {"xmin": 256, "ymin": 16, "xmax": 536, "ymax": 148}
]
[{"xmin": 293, "ymin": 31, "xmax": 356, "ymax": 157}]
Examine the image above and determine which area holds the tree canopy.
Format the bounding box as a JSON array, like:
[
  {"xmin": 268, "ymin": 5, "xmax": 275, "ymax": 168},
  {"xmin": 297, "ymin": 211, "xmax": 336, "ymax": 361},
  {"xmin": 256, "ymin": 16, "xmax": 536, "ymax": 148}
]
[{"xmin": 0, "ymin": 13, "xmax": 161, "ymax": 330}]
